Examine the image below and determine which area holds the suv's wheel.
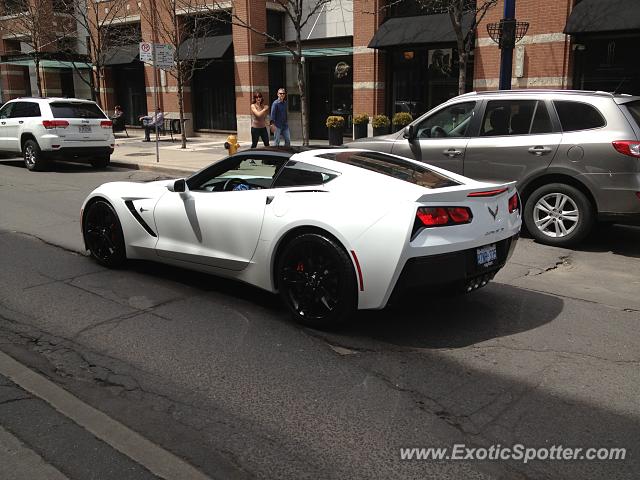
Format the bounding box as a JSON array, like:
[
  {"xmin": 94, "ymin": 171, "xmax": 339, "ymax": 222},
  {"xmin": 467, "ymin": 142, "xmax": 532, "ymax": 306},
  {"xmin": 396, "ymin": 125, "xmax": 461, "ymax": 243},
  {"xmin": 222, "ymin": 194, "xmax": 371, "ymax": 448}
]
[
  {"xmin": 524, "ymin": 183, "xmax": 594, "ymax": 247},
  {"xmin": 90, "ymin": 155, "xmax": 110, "ymax": 169},
  {"xmin": 83, "ymin": 199, "xmax": 126, "ymax": 267},
  {"xmin": 277, "ymin": 233, "xmax": 357, "ymax": 328},
  {"xmin": 23, "ymin": 139, "xmax": 46, "ymax": 171}
]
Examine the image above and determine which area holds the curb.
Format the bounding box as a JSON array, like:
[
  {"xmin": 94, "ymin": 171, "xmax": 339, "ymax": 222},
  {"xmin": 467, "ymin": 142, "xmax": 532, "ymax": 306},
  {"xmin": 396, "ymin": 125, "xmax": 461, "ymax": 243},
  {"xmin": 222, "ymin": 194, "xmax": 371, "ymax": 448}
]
[{"xmin": 110, "ymin": 160, "xmax": 196, "ymax": 177}]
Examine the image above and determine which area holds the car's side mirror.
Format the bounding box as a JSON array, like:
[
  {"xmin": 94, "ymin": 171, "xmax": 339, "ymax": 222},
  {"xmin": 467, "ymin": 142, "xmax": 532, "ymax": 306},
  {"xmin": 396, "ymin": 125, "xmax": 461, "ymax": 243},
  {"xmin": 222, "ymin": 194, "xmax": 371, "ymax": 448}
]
[
  {"xmin": 403, "ymin": 125, "xmax": 416, "ymax": 141},
  {"xmin": 167, "ymin": 179, "xmax": 188, "ymax": 193}
]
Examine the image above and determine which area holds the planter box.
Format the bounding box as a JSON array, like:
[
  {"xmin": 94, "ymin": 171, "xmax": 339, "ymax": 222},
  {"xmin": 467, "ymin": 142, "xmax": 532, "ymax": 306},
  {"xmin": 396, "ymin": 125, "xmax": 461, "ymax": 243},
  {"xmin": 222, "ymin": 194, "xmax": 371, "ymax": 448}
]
[
  {"xmin": 373, "ymin": 126, "xmax": 389, "ymax": 137},
  {"xmin": 353, "ymin": 123, "xmax": 368, "ymax": 139},
  {"xmin": 328, "ymin": 127, "xmax": 343, "ymax": 146}
]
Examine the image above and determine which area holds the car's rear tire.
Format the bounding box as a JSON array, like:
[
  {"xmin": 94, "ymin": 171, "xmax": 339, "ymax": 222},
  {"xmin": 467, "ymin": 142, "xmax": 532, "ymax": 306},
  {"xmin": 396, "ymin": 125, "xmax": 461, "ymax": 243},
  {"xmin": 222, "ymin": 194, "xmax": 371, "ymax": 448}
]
[
  {"xmin": 524, "ymin": 183, "xmax": 594, "ymax": 247},
  {"xmin": 277, "ymin": 233, "xmax": 357, "ymax": 328},
  {"xmin": 90, "ymin": 155, "xmax": 110, "ymax": 169},
  {"xmin": 83, "ymin": 199, "xmax": 126, "ymax": 268},
  {"xmin": 23, "ymin": 139, "xmax": 46, "ymax": 171}
]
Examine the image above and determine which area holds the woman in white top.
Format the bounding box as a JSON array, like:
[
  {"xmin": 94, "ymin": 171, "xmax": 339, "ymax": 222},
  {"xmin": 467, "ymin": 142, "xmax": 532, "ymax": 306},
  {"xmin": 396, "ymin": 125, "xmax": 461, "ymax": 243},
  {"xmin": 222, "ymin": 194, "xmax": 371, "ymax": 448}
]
[{"xmin": 250, "ymin": 91, "xmax": 270, "ymax": 148}]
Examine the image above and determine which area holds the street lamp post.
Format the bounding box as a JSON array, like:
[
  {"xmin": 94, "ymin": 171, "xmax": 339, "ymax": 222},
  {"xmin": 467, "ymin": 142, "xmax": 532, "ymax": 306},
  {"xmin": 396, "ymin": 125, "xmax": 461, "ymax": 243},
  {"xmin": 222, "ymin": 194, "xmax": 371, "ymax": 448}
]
[{"xmin": 499, "ymin": 0, "xmax": 516, "ymax": 90}]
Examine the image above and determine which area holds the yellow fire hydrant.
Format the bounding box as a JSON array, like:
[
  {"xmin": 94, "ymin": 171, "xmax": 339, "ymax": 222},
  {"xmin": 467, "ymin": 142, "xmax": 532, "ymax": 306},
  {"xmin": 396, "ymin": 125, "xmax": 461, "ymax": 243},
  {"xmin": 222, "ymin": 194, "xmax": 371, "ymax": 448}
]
[{"xmin": 224, "ymin": 135, "xmax": 240, "ymax": 155}]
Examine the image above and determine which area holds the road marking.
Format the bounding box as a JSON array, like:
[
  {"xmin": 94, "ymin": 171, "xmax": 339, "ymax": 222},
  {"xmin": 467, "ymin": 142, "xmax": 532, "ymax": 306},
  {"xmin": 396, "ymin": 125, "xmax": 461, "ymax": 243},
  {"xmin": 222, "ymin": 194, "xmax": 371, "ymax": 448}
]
[{"xmin": 0, "ymin": 350, "xmax": 212, "ymax": 480}]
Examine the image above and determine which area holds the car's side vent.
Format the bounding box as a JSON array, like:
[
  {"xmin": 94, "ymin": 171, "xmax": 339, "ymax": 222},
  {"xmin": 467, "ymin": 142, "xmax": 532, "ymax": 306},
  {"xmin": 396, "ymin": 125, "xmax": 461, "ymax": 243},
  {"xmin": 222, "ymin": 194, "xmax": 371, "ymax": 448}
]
[{"xmin": 124, "ymin": 200, "xmax": 157, "ymax": 237}]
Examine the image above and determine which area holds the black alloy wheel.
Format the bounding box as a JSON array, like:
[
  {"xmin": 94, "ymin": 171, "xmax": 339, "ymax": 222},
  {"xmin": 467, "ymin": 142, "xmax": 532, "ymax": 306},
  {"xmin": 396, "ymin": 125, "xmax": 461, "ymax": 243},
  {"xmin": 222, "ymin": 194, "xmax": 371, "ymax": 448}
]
[
  {"xmin": 23, "ymin": 139, "xmax": 46, "ymax": 171},
  {"xmin": 278, "ymin": 233, "xmax": 357, "ymax": 328},
  {"xmin": 83, "ymin": 199, "xmax": 126, "ymax": 267}
]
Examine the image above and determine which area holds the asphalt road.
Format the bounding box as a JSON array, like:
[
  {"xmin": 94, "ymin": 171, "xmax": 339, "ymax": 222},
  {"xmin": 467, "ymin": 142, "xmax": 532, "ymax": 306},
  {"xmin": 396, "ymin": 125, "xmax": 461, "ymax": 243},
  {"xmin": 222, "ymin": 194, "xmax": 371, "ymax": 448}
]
[{"xmin": 0, "ymin": 160, "xmax": 639, "ymax": 479}]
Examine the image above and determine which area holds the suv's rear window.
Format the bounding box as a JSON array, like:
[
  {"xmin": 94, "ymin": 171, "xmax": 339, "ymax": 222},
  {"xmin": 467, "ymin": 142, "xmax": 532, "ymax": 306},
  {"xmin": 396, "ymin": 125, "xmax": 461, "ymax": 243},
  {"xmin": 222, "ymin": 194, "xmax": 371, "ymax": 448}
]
[
  {"xmin": 50, "ymin": 102, "xmax": 106, "ymax": 119},
  {"xmin": 622, "ymin": 100, "xmax": 640, "ymax": 128},
  {"xmin": 553, "ymin": 101, "xmax": 606, "ymax": 131},
  {"xmin": 318, "ymin": 151, "xmax": 460, "ymax": 188}
]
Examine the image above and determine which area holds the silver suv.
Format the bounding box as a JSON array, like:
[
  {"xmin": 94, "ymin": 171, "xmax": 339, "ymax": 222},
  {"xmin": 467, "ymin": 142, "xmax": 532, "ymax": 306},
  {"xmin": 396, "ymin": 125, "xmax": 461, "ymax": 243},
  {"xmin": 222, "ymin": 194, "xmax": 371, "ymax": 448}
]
[
  {"xmin": 0, "ymin": 97, "xmax": 115, "ymax": 171},
  {"xmin": 349, "ymin": 90, "xmax": 640, "ymax": 247}
]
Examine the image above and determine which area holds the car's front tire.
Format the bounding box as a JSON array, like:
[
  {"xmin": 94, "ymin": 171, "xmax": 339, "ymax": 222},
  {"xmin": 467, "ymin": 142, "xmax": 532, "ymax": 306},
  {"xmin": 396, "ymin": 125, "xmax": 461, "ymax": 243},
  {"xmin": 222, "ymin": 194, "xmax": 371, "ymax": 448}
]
[
  {"xmin": 83, "ymin": 199, "xmax": 126, "ymax": 267},
  {"xmin": 524, "ymin": 183, "xmax": 594, "ymax": 247},
  {"xmin": 277, "ymin": 233, "xmax": 357, "ymax": 328},
  {"xmin": 90, "ymin": 155, "xmax": 110, "ymax": 169},
  {"xmin": 23, "ymin": 139, "xmax": 47, "ymax": 171}
]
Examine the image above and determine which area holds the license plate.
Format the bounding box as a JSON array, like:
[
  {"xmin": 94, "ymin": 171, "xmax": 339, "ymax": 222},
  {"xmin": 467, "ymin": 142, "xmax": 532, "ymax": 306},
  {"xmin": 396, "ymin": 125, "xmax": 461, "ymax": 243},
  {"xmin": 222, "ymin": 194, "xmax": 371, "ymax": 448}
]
[
  {"xmin": 79, "ymin": 125, "xmax": 92, "ymax": 133},
  {"xmin": 476, "ymin": 244, "xmax": 497, "ymax": 266}
]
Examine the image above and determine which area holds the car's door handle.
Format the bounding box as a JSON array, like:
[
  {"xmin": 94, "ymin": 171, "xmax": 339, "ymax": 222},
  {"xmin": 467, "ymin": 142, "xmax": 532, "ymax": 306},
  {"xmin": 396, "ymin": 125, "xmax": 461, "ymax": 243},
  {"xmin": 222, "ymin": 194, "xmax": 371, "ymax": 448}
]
[
  {"xmin": 0, "ymin": 121, "xmax": 5, "ymax": 125},
  {"xmin": 266, "ymin": 196, "xmax": 274, "ymax": 205},
  {"xmin": 528, "ymin": 146, "xmax": 552, "ymax": 156},
  {"xmin": 443, "ymin": 148, "xmax": 462, "ymax": 157},
  {"xmin": 18, "ymin": 121, "xmax": 23, "ymax": 124}
]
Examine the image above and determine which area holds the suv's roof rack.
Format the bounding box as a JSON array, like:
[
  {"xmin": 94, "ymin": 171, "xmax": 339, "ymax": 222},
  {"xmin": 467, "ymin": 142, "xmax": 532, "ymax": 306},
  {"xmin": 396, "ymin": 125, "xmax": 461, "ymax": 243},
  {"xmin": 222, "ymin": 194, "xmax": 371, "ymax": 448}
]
[{"xmin": 471, "ymin": 89, "xmax": 617, "ymax": 97}]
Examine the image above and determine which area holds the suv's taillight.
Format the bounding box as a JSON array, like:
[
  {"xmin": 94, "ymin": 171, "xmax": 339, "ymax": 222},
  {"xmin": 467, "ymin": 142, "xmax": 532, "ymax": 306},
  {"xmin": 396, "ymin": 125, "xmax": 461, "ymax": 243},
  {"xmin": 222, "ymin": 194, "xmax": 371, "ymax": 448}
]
[
  {"xmin": 612, "ymin": 140, "xmax": 640, "ymax": 158},
  {"xmin": 100, "ymin": 120, "xmax": 113, "ymax": 128},
  {"xmin": 508, "ymin": 193, "xmax": 520, "ymax": 213},
  {"xmin": 42, "ymin": 120, "xmax": 69, "ymax": 129},
  {"xmin": 416, "ymin": 207, "xmax": 473, "ymax": 227}
]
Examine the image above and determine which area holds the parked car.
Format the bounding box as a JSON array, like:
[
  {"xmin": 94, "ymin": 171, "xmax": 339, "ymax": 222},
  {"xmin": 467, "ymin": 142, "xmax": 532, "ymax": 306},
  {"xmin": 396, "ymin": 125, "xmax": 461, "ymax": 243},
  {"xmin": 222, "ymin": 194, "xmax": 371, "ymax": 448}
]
[
  {"xmin": 81, "ymin": 147, "xmax": 521, "ymax": 327},
  {"xmin": 0, "ymin": 97, "xmax": 115, "ymax": 171},
  {"xmin": 349, "ymin": 90, "xmax": 640, "ymax": 247}
]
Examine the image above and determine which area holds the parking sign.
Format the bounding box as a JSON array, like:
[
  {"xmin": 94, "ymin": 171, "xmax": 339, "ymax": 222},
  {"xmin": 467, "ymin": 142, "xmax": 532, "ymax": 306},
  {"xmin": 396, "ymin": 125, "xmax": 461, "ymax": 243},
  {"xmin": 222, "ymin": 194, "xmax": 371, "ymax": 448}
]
[{"xmin": 139, "ymin": 42, "xmax": 153, "ymax": 62}]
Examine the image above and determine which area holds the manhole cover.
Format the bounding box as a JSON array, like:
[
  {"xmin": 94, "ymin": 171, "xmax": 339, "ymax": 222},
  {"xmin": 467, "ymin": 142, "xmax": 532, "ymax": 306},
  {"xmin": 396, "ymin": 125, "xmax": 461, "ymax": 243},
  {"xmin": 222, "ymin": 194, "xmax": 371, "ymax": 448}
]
[{"xmin": 125, "ymin": 153, "xmax": 155, "ymax": 157}]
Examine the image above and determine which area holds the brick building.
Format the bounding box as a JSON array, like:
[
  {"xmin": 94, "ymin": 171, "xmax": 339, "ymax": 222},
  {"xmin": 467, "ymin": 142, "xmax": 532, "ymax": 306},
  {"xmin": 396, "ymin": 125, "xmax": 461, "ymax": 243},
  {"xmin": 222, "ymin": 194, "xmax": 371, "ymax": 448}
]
[{"xmin": 0, "ymin": 0, "xmax": 637, "ymax": 141}]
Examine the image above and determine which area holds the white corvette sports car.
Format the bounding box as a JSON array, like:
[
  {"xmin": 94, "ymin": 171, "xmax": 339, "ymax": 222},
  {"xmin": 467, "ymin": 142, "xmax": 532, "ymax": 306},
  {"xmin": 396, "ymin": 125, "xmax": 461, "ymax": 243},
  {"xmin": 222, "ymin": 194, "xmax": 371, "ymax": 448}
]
[{"xmin": 81, "ymin": 148, "xmax": 521, "ymax": 327}]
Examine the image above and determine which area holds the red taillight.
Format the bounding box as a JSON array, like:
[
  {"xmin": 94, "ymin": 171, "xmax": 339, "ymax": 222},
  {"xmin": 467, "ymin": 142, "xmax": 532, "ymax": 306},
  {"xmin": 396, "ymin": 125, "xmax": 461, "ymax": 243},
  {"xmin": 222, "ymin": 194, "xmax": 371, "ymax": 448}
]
[
  {"xmin": 612, "ymin": 140, "xmax": 640, "ymax": 158},
  {"xmin": 467, "ymin": 188, "xmax": 508, "ymax": 197},
  {"xmin": 508, "ymin": 193, "xmax": 519, "ymax": 213},
  {"xmin": 42, "ymin": 120, "xmax": 69, "ymax": 129},
  {"xmin": 416, "ymin": 207, "xmax": 473, "ymax": 227},
  {"xmin": 101, "ymin": 120, "xmax": 113, "ymax": 128}
]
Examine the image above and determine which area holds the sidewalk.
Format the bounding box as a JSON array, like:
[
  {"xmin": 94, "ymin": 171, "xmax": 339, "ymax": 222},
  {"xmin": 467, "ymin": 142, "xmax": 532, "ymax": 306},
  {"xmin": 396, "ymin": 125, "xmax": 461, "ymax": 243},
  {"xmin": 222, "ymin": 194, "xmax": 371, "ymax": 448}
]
[{"xmin": 110, "ymin": 130, "xmax": 332, "ymax": 177}]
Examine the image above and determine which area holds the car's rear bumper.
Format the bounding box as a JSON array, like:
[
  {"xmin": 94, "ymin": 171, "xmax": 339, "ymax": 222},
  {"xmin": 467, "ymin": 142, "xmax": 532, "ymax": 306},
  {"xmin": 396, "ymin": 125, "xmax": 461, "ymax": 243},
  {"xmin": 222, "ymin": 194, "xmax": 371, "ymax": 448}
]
[
  {"xmin": 43, "ymin": 146, "xmax": 114, "ymax": 160},
  {"xmin": 391, "ymin": 234, "xmax": 519, "ymax": 298}
]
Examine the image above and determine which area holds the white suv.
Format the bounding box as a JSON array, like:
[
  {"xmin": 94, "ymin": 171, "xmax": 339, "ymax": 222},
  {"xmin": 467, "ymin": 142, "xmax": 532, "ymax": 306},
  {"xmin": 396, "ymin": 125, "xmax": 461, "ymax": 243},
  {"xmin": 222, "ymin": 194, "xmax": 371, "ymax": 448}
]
[{"xmin": 0, "ymin": 97, "xmax": 115, "ymax": 171}]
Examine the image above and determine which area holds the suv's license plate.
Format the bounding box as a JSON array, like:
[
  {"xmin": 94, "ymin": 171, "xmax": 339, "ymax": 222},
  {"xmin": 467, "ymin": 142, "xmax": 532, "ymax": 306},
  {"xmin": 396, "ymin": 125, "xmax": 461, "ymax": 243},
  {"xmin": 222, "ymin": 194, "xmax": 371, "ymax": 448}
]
[
  {"xmin": 79, "ymin": 125, "xmax": 92, "ymax": 133},
  {"xmin": 477, "ymin": 244, "xmax": 497, "ymax": 266}
]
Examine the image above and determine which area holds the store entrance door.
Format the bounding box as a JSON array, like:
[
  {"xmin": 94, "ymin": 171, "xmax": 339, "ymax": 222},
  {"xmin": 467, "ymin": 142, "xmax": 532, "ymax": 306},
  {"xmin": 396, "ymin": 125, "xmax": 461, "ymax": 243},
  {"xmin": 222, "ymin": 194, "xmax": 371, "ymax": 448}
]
[{"xmin": 308, "ymin": 56, "xmax": 353, "ymax": 140}]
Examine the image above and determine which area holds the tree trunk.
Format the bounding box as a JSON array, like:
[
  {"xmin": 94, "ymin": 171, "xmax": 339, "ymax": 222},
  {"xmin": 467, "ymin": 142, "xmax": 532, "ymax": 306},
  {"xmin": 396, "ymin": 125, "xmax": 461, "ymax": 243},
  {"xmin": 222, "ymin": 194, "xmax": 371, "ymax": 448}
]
[
  {"xmin": 34, "ymin": 57, "xmax": 42, "ymax": 97},
  {"xmin": 458, "ymin": 51, "xmax": 467, "ymax": 95},
  {"xmin": 178, "ymin": 66, "xmax": 187, "ymax": 149},
  {"xmin": 297, "ymin": 58, "xmax": 308, "ymax": 146}
]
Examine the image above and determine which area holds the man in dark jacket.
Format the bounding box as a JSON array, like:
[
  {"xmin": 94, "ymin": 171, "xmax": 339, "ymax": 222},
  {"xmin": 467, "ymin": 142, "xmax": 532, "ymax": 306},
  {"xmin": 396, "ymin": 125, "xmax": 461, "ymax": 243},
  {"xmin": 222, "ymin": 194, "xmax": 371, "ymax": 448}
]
[{"xmin": 270, "ymin": 88, "xmax": 290, "ymax": 146}]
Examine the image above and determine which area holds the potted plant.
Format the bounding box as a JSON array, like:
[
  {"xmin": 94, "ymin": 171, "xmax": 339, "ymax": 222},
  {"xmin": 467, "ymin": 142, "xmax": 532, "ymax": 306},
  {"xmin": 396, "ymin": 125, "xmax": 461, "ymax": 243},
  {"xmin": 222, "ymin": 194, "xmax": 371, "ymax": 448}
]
[
  {"xmin": 392, "ymin": 112, "xmax": 413, "ymax": 131},
  {"xmin": 372, "ymin": 114, "xmax": 390, "ymax": 136},
  {"xmin": 352, "ymin": 114, "xmax": 369, "ymax": 139},
  {"xmin": 326, "ymin": 115, "xmax": 345, "ymax": 146}
]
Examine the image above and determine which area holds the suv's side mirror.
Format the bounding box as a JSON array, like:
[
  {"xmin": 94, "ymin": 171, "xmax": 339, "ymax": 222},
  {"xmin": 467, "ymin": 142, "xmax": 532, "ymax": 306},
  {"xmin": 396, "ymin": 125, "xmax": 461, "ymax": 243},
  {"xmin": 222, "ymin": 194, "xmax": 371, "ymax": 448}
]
[
  {"xmin": 168, "ymin": 179, "xmax": 188, "ymax": 193},
  {"xmin": 403, "ymin": 125, "xmax": 416, "ymax": 141}
]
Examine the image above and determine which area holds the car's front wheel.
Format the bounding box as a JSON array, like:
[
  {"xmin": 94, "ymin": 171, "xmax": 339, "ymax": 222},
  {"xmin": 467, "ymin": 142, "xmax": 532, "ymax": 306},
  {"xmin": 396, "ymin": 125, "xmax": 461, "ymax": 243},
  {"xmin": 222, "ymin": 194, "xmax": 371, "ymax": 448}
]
[
  {"xmin": 277, "ymin": 233, "xmax": 357, "ymax": 328},
  {"xmin": 83, "ymin": 199, "xmax": 126, "ymax": 267},
  {"xmin": 524, "ymin": 183, "xmax": 594, "ymax": 247},
  {"xmin": 23, "ymin": 139, "xmax": 46, "ymax": 171},
  {"xmin": 90, "ymin": 155, "xmax": 110, "ymax": 169}
]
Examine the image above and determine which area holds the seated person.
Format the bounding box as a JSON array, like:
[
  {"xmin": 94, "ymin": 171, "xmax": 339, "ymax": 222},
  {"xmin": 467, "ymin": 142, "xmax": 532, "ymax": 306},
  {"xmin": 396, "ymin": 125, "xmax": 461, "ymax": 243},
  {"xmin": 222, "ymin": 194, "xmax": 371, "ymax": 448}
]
[
  {"xmin": 139, "ymin": 109, "xmax": 164, "ymax": 142},
  {"xmin": 483, "ymin": 108, "xmax": 510, "ymax": 136},
  {"xmin": 111, "ymin": 105, "xmax": 125, "ymax": 132}
]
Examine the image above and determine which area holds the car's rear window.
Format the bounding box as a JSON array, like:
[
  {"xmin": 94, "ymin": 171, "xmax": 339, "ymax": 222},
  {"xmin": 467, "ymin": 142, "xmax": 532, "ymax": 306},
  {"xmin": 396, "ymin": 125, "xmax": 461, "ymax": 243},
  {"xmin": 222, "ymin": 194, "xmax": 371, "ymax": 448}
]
[
  {"xmin": 622, "ymin": 100, "xmax": 640, "ymax": 128},
  {"xmin": 553, "ymin": 100, "xmax": 606, "ymax": 131},
  {"xmin": 50, "ymin": 102, "xmax": 106, "ymax": 119},
  {"xmin": 318, "ymin": 151, "xmax": 460, "ymax": 188}
]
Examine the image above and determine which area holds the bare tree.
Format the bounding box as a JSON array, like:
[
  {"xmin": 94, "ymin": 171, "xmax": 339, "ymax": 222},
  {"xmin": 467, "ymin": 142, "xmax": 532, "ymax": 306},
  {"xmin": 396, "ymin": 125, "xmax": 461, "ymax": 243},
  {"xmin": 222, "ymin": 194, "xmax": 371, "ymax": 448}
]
[
  {"xmin": 59, "ymin": 0, "xmax": 132, "ymax": 106},
  {"xmin": 0, "ymin": 0, "xmax": 59, "ymax": 96},
  {"xmin": 206, "ymin": 0, "xmax": 336, "ymax": 146},
  {"xmin": 139, "ymin": 0, "xmax": 227, "ymax": 148}
]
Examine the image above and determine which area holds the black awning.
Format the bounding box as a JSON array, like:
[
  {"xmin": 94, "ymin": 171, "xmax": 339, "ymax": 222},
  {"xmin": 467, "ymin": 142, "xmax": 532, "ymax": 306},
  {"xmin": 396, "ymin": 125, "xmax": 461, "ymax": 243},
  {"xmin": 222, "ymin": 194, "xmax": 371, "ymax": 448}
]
[
  {"xmin": 368, "ymin": 13, "xmax": 472, "ymax": 48},
  {"xmin": 178, "ymin": 35, "xmax": 232, "ymax": 60},
  {"xmin": 565, "ymin": 0, "xmax": 640, "ymax": 34},
  {"xmin": 101, "ymin": 44, "xmax": 139, "ymax": 65}
]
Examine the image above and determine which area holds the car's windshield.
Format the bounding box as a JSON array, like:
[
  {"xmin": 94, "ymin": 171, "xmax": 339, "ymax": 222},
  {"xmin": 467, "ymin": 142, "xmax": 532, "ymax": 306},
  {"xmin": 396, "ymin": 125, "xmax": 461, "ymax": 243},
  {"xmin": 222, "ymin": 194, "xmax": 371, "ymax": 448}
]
[{"xmin": 50, "ymin": 102, "xmax": 106, "ymax": 119}]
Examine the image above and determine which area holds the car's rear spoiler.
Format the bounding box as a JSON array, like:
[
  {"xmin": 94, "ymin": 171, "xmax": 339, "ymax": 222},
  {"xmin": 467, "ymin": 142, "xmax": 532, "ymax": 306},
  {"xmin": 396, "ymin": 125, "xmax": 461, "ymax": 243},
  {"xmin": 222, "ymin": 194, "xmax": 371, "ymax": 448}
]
[{"xmin": 415, "ymin": 181, "xmax": 517, "ymax": 203}]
